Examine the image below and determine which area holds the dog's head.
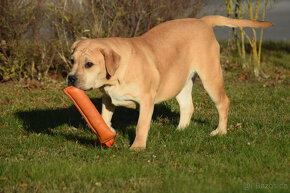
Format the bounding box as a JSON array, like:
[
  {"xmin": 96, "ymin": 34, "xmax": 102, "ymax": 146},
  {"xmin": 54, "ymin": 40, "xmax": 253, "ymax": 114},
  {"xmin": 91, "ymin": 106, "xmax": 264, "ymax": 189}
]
[{"xmin": 67, "ymin": 39, "xmax": 120, "ymax": 90}]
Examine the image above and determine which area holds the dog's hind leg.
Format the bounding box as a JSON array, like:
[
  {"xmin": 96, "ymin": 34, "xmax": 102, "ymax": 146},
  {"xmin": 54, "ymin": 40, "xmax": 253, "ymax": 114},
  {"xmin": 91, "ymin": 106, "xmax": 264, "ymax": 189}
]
[
  {"xmin": 196, "ymin": 44, "xmax": 230, "ymax": 135},
  {"xmin": 176, "ymin": 72, "xmax": 195, "ymax": 130}
]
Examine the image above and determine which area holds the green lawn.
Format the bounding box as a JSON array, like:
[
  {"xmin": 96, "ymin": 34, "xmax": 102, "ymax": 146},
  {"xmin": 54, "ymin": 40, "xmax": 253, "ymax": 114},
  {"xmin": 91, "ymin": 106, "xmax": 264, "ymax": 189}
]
[{"xmin": 0, "ymin": 43, "xmax": 289, "ymax": 192}]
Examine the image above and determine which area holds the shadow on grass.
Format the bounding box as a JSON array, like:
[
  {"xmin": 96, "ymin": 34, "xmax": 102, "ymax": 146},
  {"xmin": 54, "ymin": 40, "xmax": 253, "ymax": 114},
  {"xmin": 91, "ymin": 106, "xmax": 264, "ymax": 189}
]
[{"xmin": 15, "ymin": 98, "xmax": 179, "ymax": 146}]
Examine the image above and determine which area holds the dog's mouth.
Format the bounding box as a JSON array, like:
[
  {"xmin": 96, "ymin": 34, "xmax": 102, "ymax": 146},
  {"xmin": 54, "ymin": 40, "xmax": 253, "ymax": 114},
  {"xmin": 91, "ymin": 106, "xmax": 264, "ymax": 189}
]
[
  {"xmin": 83, "ymin": 87, "xmax": 93, "ymax": 91},
  {"xmin": 66, "ymin": 79, "xmax": 93, "ymax": 91},
  {"xmin": 69, "ymin": 83, "xmax": 93, "ymax": 91},
  {"xmin": 74, "ymin": 85, "xmax": 93, "ymax": 91}
]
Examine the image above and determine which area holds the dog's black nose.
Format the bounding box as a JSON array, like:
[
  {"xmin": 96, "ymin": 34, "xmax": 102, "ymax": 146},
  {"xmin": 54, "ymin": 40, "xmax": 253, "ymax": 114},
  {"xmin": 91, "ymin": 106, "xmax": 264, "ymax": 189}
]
[{"xmin": 67, "ymin": 75, "xmax": 77, "ymax": 86}]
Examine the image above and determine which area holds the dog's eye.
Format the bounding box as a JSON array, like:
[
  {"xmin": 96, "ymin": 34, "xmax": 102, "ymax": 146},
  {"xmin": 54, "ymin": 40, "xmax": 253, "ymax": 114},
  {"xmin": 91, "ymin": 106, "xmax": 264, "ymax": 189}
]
[
  {"xmin": 85, "ymin": 62, "xmax": 94, "ymax": 68},
  {"xmin": 71, "ymin": 59, "xmax": 74, "ymax": 65}
]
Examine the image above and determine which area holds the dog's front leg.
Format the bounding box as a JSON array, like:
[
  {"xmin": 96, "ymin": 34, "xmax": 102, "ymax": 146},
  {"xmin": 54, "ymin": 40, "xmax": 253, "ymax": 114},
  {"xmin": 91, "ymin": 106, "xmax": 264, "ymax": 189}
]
[
  {"xmin": 101, "ymin": 95, "xmax": 116, "ymax": 133},
  {"xmin": 130, "ymin": 97, "xmax": 154, "ymax": 149}
]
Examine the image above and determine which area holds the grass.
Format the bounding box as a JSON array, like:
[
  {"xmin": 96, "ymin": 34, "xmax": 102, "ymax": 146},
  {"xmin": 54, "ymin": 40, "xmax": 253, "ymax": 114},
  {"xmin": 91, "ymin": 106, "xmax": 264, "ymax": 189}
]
[{"xmin": 0, "ymin": 42, "xmax": 289, "ymax": 193}]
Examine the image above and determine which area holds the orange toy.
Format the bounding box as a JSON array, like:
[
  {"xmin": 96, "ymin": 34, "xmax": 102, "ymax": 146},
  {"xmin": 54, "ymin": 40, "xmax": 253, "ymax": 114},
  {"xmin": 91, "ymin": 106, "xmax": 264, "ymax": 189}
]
[{"xmin": 63, "ymin": 86, "xmax": 115, "ymax": 147}]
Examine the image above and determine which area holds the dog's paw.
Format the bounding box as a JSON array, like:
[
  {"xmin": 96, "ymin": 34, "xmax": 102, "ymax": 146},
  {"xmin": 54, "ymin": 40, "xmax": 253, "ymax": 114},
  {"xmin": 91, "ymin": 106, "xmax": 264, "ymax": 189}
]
[
  {"xmin": 130, "ymin": 142, "xmax": 146, "ymax": 151},
  {"xmin": 210, "ymin": 128, "xmax": 227, "ymax": 136},
  {"xmin": 129, "ymin": 146, "xmax": 146, "ymax": 151},
  {"xmin": 176, "ymin": 126, "xmax": 186, "ymax": 131},
  {"xmin": 110, "ymin": 127, "xmax": 116, "ymax": 134}
]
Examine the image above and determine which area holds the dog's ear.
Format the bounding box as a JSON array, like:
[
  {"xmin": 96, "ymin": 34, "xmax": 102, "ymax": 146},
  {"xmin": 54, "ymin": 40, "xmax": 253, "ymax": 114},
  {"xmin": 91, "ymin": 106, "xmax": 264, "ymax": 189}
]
[
  {"xmin": 101, "ymin": 49, "xmax": 121, "ymax": 77},
  {"xmin": 71, "ymin": 40, "xmax": 81, "ymax": 53}
]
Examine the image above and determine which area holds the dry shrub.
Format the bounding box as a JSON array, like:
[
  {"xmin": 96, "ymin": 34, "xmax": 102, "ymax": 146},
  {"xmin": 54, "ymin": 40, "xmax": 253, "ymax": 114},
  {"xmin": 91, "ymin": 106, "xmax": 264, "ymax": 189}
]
[{"xmin": 0, "ymin": 0, "xmax": 207, "ymax": 82}]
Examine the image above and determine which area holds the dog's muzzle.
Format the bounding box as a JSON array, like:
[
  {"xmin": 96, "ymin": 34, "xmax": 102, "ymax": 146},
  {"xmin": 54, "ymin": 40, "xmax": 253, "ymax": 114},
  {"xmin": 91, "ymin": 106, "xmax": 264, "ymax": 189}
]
[{"xmin": 67, "ymin": 75, "xmax": 77, "ymax": 86}]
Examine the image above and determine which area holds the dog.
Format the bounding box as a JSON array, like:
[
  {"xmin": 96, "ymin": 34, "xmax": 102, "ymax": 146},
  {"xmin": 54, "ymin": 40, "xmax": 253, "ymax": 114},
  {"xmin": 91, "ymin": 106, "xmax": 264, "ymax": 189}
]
[{"xmin": 67, "ymin": 15, "xmax": 273, "ymax": 149}]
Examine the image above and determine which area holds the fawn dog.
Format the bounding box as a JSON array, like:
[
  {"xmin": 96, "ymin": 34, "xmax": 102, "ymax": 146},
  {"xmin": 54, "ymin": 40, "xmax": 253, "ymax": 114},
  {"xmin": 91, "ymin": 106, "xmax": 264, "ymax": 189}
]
[{"xmin": 67, "ymin": 15, "xmax": 273, "ymax": 149}]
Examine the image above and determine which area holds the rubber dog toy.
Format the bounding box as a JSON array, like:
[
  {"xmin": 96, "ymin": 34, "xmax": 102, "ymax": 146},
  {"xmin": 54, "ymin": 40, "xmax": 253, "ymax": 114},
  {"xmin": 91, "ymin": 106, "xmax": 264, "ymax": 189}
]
[{"xmin": 63, "ymin": 86, "xmax": 115, "ymax": 147}]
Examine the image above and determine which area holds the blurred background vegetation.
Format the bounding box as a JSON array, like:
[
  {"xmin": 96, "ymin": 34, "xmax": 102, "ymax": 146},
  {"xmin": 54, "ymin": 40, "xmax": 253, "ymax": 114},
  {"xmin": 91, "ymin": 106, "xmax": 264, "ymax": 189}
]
[
  {"xmin": 0, "ymin": 0, "xmax": 208, "ymax": 82},
  {"xmin": 0, "ymin": 0, "xmax": 287, "ymax": 83}
]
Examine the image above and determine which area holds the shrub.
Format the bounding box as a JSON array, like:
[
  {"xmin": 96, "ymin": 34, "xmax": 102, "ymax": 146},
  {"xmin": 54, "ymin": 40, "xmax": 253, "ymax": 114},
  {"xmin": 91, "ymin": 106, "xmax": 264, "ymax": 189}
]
[{"xmin": 0, "ymin": 0, "xmax": 207, "ymax": 82}]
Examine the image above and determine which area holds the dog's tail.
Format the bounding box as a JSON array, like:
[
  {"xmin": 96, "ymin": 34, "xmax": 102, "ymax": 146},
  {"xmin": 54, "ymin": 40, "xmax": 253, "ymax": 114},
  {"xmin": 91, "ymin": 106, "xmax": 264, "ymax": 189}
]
[{"xmin": 201, "ymin": 15, "xmax": 274, "ymax": 28}]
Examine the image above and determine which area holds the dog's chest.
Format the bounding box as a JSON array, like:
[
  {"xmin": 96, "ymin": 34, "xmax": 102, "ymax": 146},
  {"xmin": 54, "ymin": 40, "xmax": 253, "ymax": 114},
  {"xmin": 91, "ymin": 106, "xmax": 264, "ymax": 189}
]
[{"xmin": 103, "ymin": 85, "xmax": 138, "ymax": 109}]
